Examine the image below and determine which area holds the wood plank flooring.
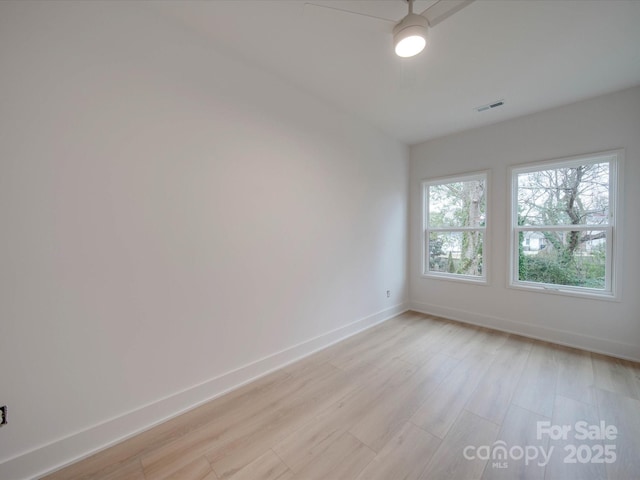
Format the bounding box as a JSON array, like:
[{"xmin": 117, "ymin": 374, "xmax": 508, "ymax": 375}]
[{"xmin": 42, "ymin": 311, "xmax": 640, "ymax": 480}]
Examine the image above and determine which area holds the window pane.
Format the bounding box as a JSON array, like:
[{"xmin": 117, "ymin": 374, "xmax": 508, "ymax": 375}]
[
  {"xmin": 517, "ymin": 162, "xmax": 609, "ymax": 227},
  {"xmin": 428, "ymin": 231, "xmax": 483, "ymax": 277},
  {"xmin": 428, "ymin": 179, "xmax": 486, "ymax": 228},
  {"xmin": 518, "ymin": 230, "xmax": 607, "ymax": 289}
]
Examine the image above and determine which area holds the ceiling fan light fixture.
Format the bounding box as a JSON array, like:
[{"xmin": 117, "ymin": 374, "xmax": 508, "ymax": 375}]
[{"xmin": 393, "ymin": 13, "xmax": 428, "ymax": 58}]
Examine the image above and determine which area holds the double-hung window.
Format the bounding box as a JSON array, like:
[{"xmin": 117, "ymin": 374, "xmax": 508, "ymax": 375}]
[
  {"xmin": 423, "ymin": 172, "xmax": 488, "ymax": 282},
  {"xmin": 510, "ymin": 151, "xmax": 621, "ymax": 298}
]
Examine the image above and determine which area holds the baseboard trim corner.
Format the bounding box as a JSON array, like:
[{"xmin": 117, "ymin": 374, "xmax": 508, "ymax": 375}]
[
  {"xmin": 409, "ymin": 300, "xmax": 640, "ymax": 363},
  {"xmin": 1, "ymin": 302, "xmax": 408, "ymax": 480}
]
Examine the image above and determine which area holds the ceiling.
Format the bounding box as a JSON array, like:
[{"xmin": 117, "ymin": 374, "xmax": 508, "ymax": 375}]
[{"xmin": 149, "ymin": 0, "xmax": 640, "ymax": 145}]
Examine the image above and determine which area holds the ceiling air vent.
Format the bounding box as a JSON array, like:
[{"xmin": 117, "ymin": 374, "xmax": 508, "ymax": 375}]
[{"xmin": 475, "ymin": 99, "xmax": 505, "ymax": 113}]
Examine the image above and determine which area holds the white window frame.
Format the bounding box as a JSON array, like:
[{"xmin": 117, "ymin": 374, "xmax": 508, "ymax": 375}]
[
  {"xmin": 422, "ymin": 171, "xmax": 489, "ymax": 284},
  {"xmin": 509, "ymin": 150, "xmax": 623, "ymax": 300}
]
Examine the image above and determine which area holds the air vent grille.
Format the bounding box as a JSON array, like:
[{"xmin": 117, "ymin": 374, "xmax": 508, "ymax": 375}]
[{"xmin": 476, "ymin": 99, "xmax": 505, "ymax": 113}]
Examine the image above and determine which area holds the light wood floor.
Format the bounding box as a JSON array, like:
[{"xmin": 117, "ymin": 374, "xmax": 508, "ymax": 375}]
[{"xmin": 42, "ymin": 311, "xmax": 640, "ymax": 480}]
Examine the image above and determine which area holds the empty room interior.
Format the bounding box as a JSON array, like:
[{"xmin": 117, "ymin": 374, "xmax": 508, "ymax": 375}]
[{"xmin": 2, "ymin": 1, "xmax": 640, "ymax": 479}]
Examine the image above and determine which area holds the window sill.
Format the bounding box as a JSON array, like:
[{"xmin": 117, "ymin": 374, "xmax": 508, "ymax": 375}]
[
  {"xmin": 421, "ymin": 273, "xmax": 488, "ymax": 286},
  {"xmin": 508, "ymin": 282, "xmax": 620, "ymax": 302}
]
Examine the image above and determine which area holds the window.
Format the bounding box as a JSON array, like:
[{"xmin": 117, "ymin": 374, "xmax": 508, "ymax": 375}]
[
  {"xmin": 510, "ymin": 151, "xmax": 621, "ymax": 298},
  {"xmin": 422, "ymin": 172, "xmax": 487, "ymax": 282}
]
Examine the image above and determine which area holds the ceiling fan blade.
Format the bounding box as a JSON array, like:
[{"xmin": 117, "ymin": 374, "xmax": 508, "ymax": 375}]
[
  {"xmin": 420, "ymin": 0, "xmax": 474, "ymax": 27},
  {"xmin": 304, "ymin": 3, "xmax": 397, "ymax": 25}
]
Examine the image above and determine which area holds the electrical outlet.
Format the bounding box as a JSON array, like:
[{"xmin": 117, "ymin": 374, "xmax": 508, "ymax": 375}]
[
  {"xmin": 386, "ymin": 290, "xmax": 391, "ymax": 298},
  {"xmin": 0, "ymin": 406, "xmax": 7, "ymax": 426}
]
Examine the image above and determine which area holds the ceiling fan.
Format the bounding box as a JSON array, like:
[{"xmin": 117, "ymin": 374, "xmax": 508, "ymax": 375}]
[{"xmin": 305, "ymin": 0, "xmax": 474, "ymax": 58}]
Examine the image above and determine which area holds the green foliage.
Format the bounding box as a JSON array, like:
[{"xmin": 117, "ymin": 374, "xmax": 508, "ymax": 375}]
[
  {"xmin": 459, "ymin": 231, "xmax": 482, "ymax": 275},
  {"xmin": 447, "ymin": 252, "xmax": 455, "ymax": 273},
  {"xmin": 516, "ymin": 164, "xmax": 610, "ymax": 290},
  {"xmin": 427, "ymin": 178, "xmax": 485, "ymax": 277},
  {"xmin": 518, "ymin": 231, "xmax": 528, "ymax": 280},
  {"xmin": 519, "ymin": 253, "xmax": 605, "ymax": 289},
  {"xmin": 519, "ymin": 255, "xmax": 577, "ymax": 285},
  {"xmin": 429, "ymin": 237, "xmax": 444, "ymax": 257}
]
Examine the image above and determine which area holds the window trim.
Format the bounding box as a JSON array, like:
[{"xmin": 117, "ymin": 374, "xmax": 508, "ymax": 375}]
[
  {"xmin": 508, "ymin": 149, "xmax": 623, "ymax": 301},
  {"xmin": 421, "ymin": 170, "xmax": 489, "ymax": 284}
]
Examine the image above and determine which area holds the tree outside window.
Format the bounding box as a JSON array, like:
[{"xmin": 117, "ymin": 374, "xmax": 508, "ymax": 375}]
[
  {"xmin": 423, "ymin": 173, "xmax": 487, "ymax": 282},
  {"xmin": 511, "ymin": 151, "xmax": 620, "ymax": 297}
]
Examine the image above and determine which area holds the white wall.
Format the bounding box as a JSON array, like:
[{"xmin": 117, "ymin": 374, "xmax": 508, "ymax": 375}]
[
  {"xmin": 410, "ymin": 86, "xmax": 640, "ymax": 361},
  {"xmin": 0, "ymin": 2, "xmax": 408, "ymax": 478}
]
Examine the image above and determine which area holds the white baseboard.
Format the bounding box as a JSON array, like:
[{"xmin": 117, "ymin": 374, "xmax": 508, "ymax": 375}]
[
  {"xmin": 409, "ymin": 300, "xmax": 640, "ymax": 363},
  {"xmin": 1, "ymin": 303, "xmax": 408, "ymax": 480}
]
